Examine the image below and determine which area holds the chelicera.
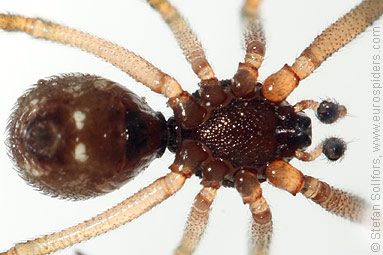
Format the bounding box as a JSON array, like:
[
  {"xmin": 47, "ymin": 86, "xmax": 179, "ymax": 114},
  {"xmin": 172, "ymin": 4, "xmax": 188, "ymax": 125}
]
[{"xmin": 0, "ymin": 0, "xmax": 381, "ymax": 255}]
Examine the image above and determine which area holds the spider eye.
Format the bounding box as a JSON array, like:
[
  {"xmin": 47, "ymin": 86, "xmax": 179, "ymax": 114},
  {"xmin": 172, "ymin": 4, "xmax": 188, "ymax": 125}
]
[{"xmin": 7, "ymin": 74, "xmax": 168, "ymax": 200}]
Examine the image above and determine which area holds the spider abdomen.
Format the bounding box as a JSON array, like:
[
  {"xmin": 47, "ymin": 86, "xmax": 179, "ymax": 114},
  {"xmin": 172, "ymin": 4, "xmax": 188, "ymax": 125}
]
[{"xmin": 7, "ymin": 74, "xmax": 168, "ymax": 199}]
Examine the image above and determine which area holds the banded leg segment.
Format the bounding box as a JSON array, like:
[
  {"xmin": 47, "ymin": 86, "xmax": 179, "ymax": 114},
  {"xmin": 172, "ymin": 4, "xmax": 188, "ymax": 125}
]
[
  {"xmin": 266, "ymin": 160, "xmax": 366, "ymax": 222},
  {"xmin": 301, "ymin": 176, "xmax": 366, "ymax": 222},
  {"xmin": 147, "ymin": 0, "xmax": 215, "ymax": 80},
  {"xmin": 0, "ymin": 14, "xmax": 182, "ymax": 98},
  {"xmin": 262, "ymin": 0, "xmax": 383, "ymax": 102},
  {"xmin": 175, "ymin": 186, "xmax": 217, "ymax": 255},
  {"xmin": 250, "ymin": 198, "xmax": 273, "ymax": 255},
  {"xmin": 2, "ymin": 172, "xmax": 187, "ymax": 255},
  {"xmin": 235, "ymin": 170, "xmax": 273, "ymax": 255},
  {"xmin": 232, "ymin": 0, "xmax": 265, "ymax": 98},
  {"xmin": 242, "ymin": 0, "xmax": 265, "ymax": 69}
]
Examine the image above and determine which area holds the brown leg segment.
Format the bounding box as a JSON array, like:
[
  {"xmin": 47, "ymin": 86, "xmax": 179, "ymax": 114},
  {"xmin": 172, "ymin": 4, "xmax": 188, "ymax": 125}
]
[
  {"xmin": 147, "ymin": 0, "xmax": 215, "ymax": 80},
  {"xmin": 175, "ymin": 186, "xmax": 217, "ymax": 255},
  {"xmin": 265, "ymin": 160, "xmax": 305, "ymax": 196},
  {"xmin": 266, "ymin": 160, "xmax": 366, "ymax": 222},
  {"xmin": 2, "ymin": 172, "xmax": 187, "ymax": 255},
  {"xmin": 0, "ymin": 14, "xmax": 182, "ymax": 98},
  {"xmin": 262, "ymin": 0, "xmax": 383, "ymax": 102},
  {"xmin": 232, "ymin": 0, "xmax": 265, "ymax": 98},
  {"xmin": 235, "ymin": 170, "xmax": 272, "ymax": 255}
]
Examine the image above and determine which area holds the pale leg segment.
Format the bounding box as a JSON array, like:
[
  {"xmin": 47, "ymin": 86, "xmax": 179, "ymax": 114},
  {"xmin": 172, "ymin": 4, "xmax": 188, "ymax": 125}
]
[
  {"xmin": 295, "ymin": 143, "xmax": 324, "ymax": 162},
  {"xmin": 250, "ymin": 198, "xmax": 272, "ymax": 255},
  {"xmin": 301, "ymin": 176, "xmax": 366, "ymax": 222},
  {"xmin": 175, "ymin": 186, "xmax": 217, "ymax": 255},
  {"xmin": 0, "ymin": 14, "xmax": 182, "ymax": 98},
  {"xmin": 147, "ymin": 0, "xmax": 215, "ymax": 80},
  {"xmin": 232, "ymin": 0, "xmax": 266, "ymax": 98},
  {"xmin": 242, "ymin": 0, "xmax": 265, "ymax": 69},
  {"xmin": 234, "ymin": 170, "xmax": 273, "ymax": 255},
  {"xmin": 266, "ymin": 161, "xmax": 366, "ymax": 222},
  {"xmin": 262, "ymin": 0, "xmax": 383, "ymax": 102},
  {"xmin": 2, "ymin": 172, "xmax": 186, "ymax": 255}
]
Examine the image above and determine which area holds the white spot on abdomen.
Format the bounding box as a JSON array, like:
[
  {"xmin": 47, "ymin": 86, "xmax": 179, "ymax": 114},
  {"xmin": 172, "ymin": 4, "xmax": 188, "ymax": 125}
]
[
  {"xmin": 30, "ymin": 98, "xmax": 39, "ymax": 105},
  {"xmin": 31, "ymin": 168, "xmax": 42, "ymax": 177},
  {"xmin": 94, "ymin": 79, "xmax": 110, "ymax": 89},
  {"xmin": 73, "ymin": 110, "xmax": 86, "ymax": 130},
  {"xmin": 75, "ymin": 143, "xmax": 89, "ymax": 162}
]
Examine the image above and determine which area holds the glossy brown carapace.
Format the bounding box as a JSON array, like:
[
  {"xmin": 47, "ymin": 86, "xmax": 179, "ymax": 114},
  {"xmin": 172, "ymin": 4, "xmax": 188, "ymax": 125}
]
[{"xmin": 179, "ymin": 81, "xmax": 312, "ymax": 185}]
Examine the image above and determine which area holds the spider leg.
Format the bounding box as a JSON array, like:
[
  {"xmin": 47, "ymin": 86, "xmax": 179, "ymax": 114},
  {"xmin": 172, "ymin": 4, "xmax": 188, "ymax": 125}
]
[
  {"xmin": 262, "ymin": 0, "xmax": 383, "ymax": 102},
  {"xmin": 293, "ymin": 100, "xmax": 320, "ymax": 113},
  {"xmin": 266, "ymin": 160, "xmax": 366, "ymax": 222},
  {"xmin": 145, "ymin": 0, "xmax": 236, "ymax": 127},
  {"xmin": 295, "ymin": 143, "xmax": 323, "ymax": 161},
  {"xmin": 232, "ymin": 0, "xmax": 266, "ymax": 98},
  {"xmin": 147, "ymin": 0, "xmax": 215, "ymax": 80},
  {"xmin": 175, "ymin": 186, "xmax": 218, "ymax": 255},
  {"xmin": 171, "ymin": 145, "xmax": 228, "ymax": 255},
  {"xmin": 1, "ymin": 172, "xmax": 187, "ymax": 255},
  {"xmin": 0, "ymin": 14, "xmax": 182, "ymax": 98},
  {"xmin": 235, "ymin": 170, "xmax": 273, "ymax": 255},
  {"xmin": 249, "ymin": 198, "xmax": 273, "ymax": 255},
  {"xmin": 242, "ymin": 0, "xmax": 265, "ymax": 70},
  {"xmin": 301, "ymin": 175, "xmax": 365, "ymax": 222}
]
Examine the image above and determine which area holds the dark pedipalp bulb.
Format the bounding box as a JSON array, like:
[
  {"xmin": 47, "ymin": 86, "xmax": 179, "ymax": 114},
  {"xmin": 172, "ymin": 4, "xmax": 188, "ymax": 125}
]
[
  {"xmin": 322, "ymin": 137, "xmax": 346, "ymax": 161},
  {"xmin": 316, "ymin": 100, "xmax": 347, "ymax": 124},
  {"xmin": 7, "ymin": 74, "xmax": 168, "ymax": 200}
]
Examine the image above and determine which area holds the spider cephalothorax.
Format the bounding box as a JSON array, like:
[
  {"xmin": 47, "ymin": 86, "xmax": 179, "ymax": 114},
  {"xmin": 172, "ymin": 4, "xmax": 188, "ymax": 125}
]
[
  {"xmin": 179, "ymin": 81, "xmax": 313, "ymax": 185},
  {"xmin": 1, "ymin": 0, "xmax": 382, "ymax": 255}
]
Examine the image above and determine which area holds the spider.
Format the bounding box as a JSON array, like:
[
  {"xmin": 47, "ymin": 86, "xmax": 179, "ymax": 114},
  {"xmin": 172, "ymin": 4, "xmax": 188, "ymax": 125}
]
[{"xmin": 0, "ymin": 0, "xmax": 381, "ymax": 255}]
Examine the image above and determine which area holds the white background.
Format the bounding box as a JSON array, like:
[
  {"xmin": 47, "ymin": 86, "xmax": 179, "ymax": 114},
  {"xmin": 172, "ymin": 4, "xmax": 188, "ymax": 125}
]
[{"xmin": 0, "ymin": 0, "xmax": 380, "ymax": 255}]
